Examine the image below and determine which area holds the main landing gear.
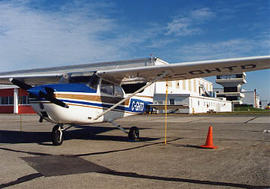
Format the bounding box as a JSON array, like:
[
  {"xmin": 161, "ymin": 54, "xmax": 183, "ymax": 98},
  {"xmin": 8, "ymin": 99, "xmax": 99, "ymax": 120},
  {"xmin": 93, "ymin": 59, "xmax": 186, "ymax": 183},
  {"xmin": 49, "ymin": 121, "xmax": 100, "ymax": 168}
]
[
  {"xmin": 51, "ymin": 122, "xmax": 140, "ymax": 145},
  {"xmin": 128, "ymin": 126, "xmax": 139, "ymax": 141},
  {"xmin": 110, "ymin": 121, "xmax": 140, "ymax": 141},
  {"xmin": 51, "ymin": 124, "xmax": 64, "ymax": 145}
]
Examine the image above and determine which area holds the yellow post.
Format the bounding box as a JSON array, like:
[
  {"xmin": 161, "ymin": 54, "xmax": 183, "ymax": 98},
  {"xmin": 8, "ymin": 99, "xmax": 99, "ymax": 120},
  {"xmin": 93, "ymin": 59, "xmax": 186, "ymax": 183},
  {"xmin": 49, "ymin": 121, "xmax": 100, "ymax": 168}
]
[
  {"xmin": 20, "ymin": 114, "xmax": 22, "ymax": 132},
  {"xmin": 164, "ymin": 81, "xmax": 168, "ymax": 144}
]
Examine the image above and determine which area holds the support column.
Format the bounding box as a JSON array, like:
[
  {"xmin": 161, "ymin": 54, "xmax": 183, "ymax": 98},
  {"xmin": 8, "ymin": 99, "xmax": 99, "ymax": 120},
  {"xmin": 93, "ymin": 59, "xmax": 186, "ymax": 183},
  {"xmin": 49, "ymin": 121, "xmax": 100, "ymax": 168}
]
[{"xmin": 14, "ymin": 88, "xmax": 19, "ymax": 114}]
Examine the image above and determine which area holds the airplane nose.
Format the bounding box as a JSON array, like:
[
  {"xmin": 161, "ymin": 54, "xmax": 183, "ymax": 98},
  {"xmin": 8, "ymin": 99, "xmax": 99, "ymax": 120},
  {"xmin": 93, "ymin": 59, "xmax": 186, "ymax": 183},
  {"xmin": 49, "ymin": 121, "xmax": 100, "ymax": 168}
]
[
  {"xmin": 27, "ymin": 86, "xmax": 46, "ymax": 97},
  {"xmin": 28, "ymin": 86, "xmax": 69, "ymax": 108}
]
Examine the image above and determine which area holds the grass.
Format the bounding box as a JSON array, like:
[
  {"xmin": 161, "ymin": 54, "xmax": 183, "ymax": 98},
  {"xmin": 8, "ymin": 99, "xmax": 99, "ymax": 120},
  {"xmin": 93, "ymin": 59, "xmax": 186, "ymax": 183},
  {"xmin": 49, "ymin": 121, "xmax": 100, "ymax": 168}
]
[{"xmin": 234, "ymin": 106, "xmax": 270, "ymax": 112}]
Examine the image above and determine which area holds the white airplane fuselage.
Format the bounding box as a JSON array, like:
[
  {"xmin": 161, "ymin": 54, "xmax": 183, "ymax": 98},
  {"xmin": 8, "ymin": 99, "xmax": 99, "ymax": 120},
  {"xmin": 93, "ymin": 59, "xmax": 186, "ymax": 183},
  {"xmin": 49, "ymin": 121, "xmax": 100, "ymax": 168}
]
[{"xmin": 29, "ymin": 81, "xmax": 154, "ymax": 125}]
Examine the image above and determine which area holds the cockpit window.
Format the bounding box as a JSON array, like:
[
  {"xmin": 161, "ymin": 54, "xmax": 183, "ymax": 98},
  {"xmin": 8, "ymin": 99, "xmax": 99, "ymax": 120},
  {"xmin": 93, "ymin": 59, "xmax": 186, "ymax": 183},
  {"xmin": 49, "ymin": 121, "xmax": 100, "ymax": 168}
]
[
  {"xmin": 88, "ymin": 75, "xmax": 99, "ymax": 90},
  {"xmin": 121, "ymin": 83, "xmax": 146, "ymax": 93},
  {"xmin": 114, "ymin": 85, "xmax": 124, "ymax": 97},
  {"xmin": 100, "ymin": 80, "xmax": 124, "ymax": 97},
  {"xmin": 69, "ymin": 75, "xmax": 100, "ymax": 90},
  {"xmin": 101, "ymin": 80, "xmax": 114, "ymax": 95},
  {"xmin": 69, "ymin": 76, "xmax": 91, "ymax": 83}
]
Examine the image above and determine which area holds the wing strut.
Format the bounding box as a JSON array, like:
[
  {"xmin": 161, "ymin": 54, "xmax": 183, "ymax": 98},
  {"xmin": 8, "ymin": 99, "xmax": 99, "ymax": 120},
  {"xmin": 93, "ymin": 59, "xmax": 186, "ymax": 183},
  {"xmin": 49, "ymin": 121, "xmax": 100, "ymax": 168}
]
[{"xmin": 94, "ymin": 72, "xmax": 168, "ymax": 120}]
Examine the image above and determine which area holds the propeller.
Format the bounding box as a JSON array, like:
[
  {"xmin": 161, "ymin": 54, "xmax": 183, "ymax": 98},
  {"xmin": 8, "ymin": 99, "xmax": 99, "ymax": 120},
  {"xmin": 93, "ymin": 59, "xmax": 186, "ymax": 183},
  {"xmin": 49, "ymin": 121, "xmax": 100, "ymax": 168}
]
[
  {"xmin": 39, "ymin": 87, "xmax": 69, "ymax": 108},
  {"xmin": 10, "ymin": 79, "xmax": 69, "ymax": 108},
  {"xmin": 10, "ymin": 79, "xmax": 32, "ymax": 90}
]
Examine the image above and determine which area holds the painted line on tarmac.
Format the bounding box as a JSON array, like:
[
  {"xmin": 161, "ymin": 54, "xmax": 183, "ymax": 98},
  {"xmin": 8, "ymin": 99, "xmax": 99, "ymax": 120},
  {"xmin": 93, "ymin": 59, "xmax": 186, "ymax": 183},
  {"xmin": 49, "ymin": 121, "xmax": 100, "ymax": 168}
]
[{"xmin": 244, "ymin": 117, "xmax": 257, "ymax": 124}]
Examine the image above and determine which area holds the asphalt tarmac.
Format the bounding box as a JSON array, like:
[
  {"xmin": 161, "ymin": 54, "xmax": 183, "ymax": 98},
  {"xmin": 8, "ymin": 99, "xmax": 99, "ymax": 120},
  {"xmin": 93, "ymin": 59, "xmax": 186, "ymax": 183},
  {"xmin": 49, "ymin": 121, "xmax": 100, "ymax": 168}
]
[{"xmin": 0, "ymin": 114, "xmax": 269, "ymax": 189}]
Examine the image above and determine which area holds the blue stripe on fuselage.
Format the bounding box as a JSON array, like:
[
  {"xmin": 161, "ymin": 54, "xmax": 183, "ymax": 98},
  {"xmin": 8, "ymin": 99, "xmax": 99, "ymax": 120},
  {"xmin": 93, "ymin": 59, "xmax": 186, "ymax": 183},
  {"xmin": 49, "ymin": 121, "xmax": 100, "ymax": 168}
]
[
  {"xmin": 28, "ymin": 84, "xmax": 96, "ymax": 97},
  {"xmin": 61, "ymin": 98, "xmax": 152, "ymax": 113}
]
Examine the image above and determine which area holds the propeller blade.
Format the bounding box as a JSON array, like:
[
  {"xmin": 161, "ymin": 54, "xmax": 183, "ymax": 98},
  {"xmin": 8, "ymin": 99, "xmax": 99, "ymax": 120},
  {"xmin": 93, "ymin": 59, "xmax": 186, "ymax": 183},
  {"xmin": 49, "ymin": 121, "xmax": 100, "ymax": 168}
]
[
  {"xmin": 39, "ymin": 89, "xmax": 69, "ymax": 108},
  {"xmin": 10, "ymin": 79, "xmax": 32, "ymax": 90}
]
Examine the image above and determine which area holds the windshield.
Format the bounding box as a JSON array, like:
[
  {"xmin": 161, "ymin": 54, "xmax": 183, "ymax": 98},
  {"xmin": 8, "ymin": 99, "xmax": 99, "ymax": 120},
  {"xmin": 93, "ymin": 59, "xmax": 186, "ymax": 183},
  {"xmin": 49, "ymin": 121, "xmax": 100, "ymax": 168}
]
[{"xmin": 69, "ymin": 75, "xmax": 100, "ymax": 90}]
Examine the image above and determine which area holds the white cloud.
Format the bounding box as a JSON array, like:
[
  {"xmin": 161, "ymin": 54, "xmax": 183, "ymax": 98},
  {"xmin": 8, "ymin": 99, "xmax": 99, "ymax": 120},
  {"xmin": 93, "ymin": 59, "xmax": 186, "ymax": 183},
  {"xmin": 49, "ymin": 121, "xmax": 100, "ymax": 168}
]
[
  {"xmin": 166, "ymin": 17, "xmax": 199, "ymax": 36},
  {"xmin": 173, "ymin": 39, "xmax": 267, "ymax": 62},
  {"xmin": 165, "ymin": 8, "xmax": 215, "ymax": 36},
  {"xmin": 0, "ymin": 0, "xmax": 129, "ymax": 71},
  {"xmin": 190, "ymin": 8, "xmax": 214, "ymax": 20}
]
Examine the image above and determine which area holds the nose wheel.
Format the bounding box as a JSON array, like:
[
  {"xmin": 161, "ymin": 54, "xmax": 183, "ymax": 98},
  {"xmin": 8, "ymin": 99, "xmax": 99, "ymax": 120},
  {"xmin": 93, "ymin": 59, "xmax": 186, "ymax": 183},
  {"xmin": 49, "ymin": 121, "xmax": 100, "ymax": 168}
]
[{"xmin": 51, "ymin": 124, "xmax": 63, "ymax": 145}]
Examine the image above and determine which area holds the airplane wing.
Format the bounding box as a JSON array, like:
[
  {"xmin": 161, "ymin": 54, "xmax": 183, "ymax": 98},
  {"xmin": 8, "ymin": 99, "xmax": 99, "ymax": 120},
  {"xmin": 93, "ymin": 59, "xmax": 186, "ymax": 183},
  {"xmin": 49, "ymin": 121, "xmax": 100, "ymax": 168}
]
[
  {"xmin": 0, "ymin": 58, "xmax": 150, "ymax": 85},
  {"xmin": 97, "ymin": 56, "xmax": 270, "ymax": 84},
  {"xmin": 0, "ymin": 56, "xmax": 269, "ymax": 85}
]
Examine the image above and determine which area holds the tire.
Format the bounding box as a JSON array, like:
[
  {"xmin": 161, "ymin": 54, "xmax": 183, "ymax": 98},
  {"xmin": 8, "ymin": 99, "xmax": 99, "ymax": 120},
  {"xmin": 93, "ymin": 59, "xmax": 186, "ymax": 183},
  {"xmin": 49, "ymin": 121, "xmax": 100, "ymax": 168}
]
[
  {"xmin": 128, "ymin": 126, "xmax": 139, "ymax": 141},
  {"xmin": 51, "ymin": 125, "xmax": 63, "ymax": 145}
]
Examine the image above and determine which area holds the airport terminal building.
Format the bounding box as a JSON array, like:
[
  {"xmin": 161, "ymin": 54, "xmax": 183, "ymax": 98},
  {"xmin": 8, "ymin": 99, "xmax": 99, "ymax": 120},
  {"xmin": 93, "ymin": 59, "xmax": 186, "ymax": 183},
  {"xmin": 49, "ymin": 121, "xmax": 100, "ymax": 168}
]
[{"xmin": 153, "ymin": 79, "xmax": 232, "ymax": 114}]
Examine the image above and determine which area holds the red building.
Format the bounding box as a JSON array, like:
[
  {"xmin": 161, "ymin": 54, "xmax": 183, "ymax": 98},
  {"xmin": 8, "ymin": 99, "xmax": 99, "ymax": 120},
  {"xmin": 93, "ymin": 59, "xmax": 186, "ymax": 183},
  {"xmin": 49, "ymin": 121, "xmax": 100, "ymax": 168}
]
[{"xmin": 0, "ymin": 86, "xmax": 35, "ymax": 114}]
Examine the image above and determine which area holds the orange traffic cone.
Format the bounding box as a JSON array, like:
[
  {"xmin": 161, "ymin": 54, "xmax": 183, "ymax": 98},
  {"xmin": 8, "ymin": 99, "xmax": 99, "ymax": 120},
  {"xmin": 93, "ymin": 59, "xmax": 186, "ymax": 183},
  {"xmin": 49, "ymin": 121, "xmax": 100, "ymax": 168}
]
[{"xmin": 200, "ymin": 126, "xmax": 217, "ymax": 149}]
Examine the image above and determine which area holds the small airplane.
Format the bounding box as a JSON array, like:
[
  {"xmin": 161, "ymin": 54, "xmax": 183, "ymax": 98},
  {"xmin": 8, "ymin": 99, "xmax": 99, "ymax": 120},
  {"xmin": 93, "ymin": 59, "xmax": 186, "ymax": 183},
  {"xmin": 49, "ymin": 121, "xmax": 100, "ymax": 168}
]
[{"xmin": 0, "ymin": 56, "xmax": 270, "ymax": 145}]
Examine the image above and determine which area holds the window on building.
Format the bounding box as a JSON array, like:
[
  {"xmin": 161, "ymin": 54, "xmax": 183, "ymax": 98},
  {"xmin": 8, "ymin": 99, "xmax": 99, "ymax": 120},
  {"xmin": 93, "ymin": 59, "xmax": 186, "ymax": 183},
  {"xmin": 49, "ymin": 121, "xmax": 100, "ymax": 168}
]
[
  {"xmin": 0, "ymin": 96, "xmax": 14, "ymax": 105},
  {"xmin": 167, "ymin": 81, "xmax": 172, "ymax": 88},
  {"xmin": 8, "ymin": 96, "xmax": 14, "ymax": 105},
  {"xmin": 169, "ymin": 99, "xmax": 175, "ymax": 105},
  {"xmin": 19, "ymin": 96, "xmax": 29, "ymax": 104},
  {"xmin": 217, "ymin": 74, "xmax": 245, "ymax": 80},
  {"xmin": 176, "ymin": 81, "xmax": 180, "ymax": 89},
  {"xmin": 182, "ymin": 80, "xmax": 186, "ymax": 90},
  {"xmin": 193, "ymin": 79, "xmax": 197, "ymax": 93},
  {"xmin": 1, "ymin": 97, "xmax": 9, "ymax": 104},
  {"xmin": 224, "ymin": 87, "xmax": 238, "ymax": 92},
  {"xmin": 227, "ymin": 96, "xmax": 240, "ymax": 101},
  {"xmin": 188, "ymin": 80, "xmax": 192, "ymax": 92}
]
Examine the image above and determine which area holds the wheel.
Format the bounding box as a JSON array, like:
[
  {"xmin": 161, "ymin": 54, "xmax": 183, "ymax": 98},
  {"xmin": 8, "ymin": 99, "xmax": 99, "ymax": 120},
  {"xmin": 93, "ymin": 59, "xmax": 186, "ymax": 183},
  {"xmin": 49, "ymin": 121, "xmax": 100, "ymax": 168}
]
[
  {"xmin": 51, "ymin": 125, "xmax": 63, "ymax": 145},
  {"xmin": 128, "ymin": 126, "xmax": 139, "ymax": 141}
]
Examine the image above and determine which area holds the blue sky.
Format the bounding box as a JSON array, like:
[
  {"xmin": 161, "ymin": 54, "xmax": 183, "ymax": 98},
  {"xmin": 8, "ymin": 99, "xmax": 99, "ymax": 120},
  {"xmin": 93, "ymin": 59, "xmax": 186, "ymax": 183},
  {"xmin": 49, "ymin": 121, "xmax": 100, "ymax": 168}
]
[{"xmin": 0, "ymin": 0, "xmax": 269, "ymax": 100}]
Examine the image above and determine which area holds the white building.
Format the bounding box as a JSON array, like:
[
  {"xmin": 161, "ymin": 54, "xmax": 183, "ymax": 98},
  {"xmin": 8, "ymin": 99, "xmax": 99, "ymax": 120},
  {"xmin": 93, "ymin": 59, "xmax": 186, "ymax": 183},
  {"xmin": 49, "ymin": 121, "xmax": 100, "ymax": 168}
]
[
  {"xmin": 153, "ymin": 78, "xmax": 232, "ymax": 114},
  {"xmin": 215, "ymin": 73, "xmax": 246, "ymax": 104},
  {"xmin": 260, "ymin": 100, "xmax": 270, "ymax": 109},
  {"xmin": 242, "ymin": 89, "xmax": 260, "ymax": 108}
]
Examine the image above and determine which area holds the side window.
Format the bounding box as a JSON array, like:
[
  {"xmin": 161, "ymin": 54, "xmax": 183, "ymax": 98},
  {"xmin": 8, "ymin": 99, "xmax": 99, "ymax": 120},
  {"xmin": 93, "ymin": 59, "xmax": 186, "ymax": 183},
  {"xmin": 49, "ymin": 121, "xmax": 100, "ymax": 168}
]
[
  {"xmin": 121, "ymin": 83, "xmax": 146, "ymax": 94},
  {"xmin": 101, "ymin": 80, "xmax": 114, "ymax": 95},
  {"xmin": 88, "ymin": 75, "xmax": 99, "ymax": 90},
  {"xmin": 1, "ymin": 97, "xmax": 9, "ymax": 104},
  {"xmin": 114, "ymin": 85, "xmax": 124, "ymax": 97},
  {"xmin": 8, "ymin": 96, "xmax": 14, "ymax": 105},
  {"xmin": 19, "ymin": 96, "xmax": 29, "ymax": 104}
]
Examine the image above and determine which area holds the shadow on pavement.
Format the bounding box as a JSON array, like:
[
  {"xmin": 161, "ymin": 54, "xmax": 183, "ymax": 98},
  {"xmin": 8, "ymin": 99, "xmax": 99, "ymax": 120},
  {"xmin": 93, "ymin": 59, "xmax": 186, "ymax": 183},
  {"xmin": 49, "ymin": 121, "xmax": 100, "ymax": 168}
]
[{"xmin": 0, "ymin": 126, "xmax": 155, "ymax": 145}]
